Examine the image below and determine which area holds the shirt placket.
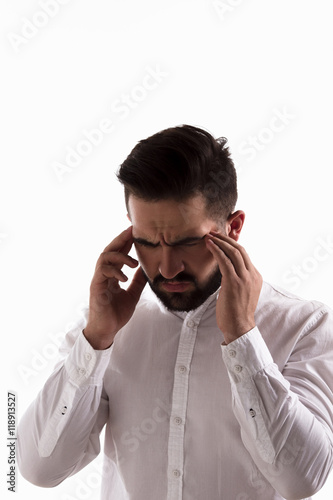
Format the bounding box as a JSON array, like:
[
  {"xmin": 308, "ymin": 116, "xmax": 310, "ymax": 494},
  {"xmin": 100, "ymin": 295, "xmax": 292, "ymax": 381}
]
[{"xmin": 166, "ymin": 299, "xmax": 212, "ymax": 500}]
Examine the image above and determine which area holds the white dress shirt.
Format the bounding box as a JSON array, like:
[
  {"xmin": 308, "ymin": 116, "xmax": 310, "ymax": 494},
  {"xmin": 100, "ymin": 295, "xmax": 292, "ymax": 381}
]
[{"xmin": 18, "ymin": 281, "xmax": 333, "ymax": 499}]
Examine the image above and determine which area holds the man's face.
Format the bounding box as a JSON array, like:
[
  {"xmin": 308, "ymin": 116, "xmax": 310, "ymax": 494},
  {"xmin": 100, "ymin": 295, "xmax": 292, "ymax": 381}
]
[{"xmin": 128, "ymin": 195, "xmax": 225, "ymax": 312}]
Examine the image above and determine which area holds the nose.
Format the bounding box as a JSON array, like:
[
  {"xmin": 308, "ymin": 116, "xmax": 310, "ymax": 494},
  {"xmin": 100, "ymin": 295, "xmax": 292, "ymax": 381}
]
[{"xmin": 158, "ymin": 246, "xmax": 185, "ymax": 280}]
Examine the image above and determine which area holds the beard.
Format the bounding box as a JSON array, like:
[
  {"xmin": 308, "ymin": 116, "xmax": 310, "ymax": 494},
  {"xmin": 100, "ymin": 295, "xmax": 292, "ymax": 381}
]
[{"xmin": 141, "ymin": 265, "xmax": 222, "ymax": 312}]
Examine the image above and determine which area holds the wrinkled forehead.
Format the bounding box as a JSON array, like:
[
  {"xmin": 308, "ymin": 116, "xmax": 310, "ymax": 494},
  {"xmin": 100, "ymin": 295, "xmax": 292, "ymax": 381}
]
[{"xmin": 127, "ymin": 195, "xmax": 214, "ymax": 241}]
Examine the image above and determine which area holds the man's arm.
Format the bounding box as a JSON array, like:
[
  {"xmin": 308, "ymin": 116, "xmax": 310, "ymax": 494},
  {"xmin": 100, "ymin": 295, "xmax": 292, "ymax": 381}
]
[
  {"xmin": 17, "ymin": 227, "xmax": 147, "ymax": 486},
  {"xmin": 17, "ymin": 316, "xmax": 110, "ymax": 486},
  {"xmin": 206, "ymin": 232, "xmax": 333, "ymax": 498},
  {"xmin": 222, "ymin": 313, "xmax": 333, "ymax": 498}
]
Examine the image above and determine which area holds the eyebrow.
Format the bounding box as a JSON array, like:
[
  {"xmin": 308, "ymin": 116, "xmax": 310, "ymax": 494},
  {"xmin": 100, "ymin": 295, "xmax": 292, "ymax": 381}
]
[{"xmin": 133, "ymin": 235, "xmax": 206, "ymax": 247}]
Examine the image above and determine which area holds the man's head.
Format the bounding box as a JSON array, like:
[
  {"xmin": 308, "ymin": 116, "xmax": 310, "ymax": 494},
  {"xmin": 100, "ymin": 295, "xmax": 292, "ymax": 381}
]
[
  {"xmin": 117, "ymin": 124, "xmax": 237, "ymax": 223},
  {"xmin": 117, "ymin": 125, "xmax": 244, "ymax": 312}
]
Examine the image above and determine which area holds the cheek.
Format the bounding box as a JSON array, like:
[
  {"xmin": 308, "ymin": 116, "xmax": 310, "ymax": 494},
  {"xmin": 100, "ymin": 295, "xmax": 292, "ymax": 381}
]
[
  {"xmin": 180, "ymin": 245, "xmax": 217, "ymax": 277},
  {"xmin": 190, "ymin": 247, "xmax": 216, "ymax": 272}
]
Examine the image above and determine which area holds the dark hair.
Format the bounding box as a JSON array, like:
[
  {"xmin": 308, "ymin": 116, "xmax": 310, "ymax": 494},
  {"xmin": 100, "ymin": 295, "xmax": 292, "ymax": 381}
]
[{"xmin": 116, "ymin": 124, "xmax": 237, "ymax": 222}]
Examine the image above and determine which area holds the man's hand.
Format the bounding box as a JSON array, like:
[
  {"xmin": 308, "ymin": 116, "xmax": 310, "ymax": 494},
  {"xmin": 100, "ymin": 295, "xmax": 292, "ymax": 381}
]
[
  {"xmin": 84, "ymin": 227, "xmax": 147, "ymax": 350},
  {"xmin": 206, "ymin": 231, "xmax": 262, "ymax": 344}
]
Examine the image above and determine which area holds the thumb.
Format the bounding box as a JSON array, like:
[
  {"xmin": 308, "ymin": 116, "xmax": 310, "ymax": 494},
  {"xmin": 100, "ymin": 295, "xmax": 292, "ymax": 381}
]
[{"xmin": 126, "ymin": 267, "xmax": 147, "ymax": 302}]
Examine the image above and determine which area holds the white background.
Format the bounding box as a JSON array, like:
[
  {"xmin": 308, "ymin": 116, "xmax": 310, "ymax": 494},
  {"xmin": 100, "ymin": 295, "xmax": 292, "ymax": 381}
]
[{"xmin": 1, "ymin": 0, "xmax": 333, "ymax": 499}]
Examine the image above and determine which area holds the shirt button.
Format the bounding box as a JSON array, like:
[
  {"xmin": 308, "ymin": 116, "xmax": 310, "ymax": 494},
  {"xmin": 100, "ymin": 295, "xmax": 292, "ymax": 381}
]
[
  {"xmin": 172, "ymin": 469, "xmax": 181, "ymax": 478},
  {"xmin": 174, "ymin": 417, "xmax": 182, "ymax": 425},
  {"xmin": 61, "ymin": 406, "xmax": 67, "ymax": 415},
  {"xmin": 178, "ymin": 365, "xmax": 187, "ymax": 374},
  {"xmin": 78, "ymin": 367, "xmax": 86, "ymax": 375},
  {"xmin": 228, "ymin": 350, "xmax": 236, "ymax": 358},
  {"xmin": 249, "ymin": 408, "xmax": 256, "ymax": 418},
  {"xmin": 234, "ymin": 365, "xmax": 243, "ymax": 373},
  {"xmin": 186, "ymin": 320, "xmax": 195, "ymax": 328},
  {"xmin": 85, "ymin": 353, "xmax": 92, "ymax": 361}
]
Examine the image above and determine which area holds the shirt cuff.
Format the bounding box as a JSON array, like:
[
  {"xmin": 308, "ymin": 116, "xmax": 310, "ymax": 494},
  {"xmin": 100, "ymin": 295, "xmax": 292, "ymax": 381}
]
[
  {"xmin": 64, "ymin": 331, "xmax": 112, "ymax": 386},
  {"xmin": 221, "ymin": 326, "xmax": 274, "ymax": 382}
]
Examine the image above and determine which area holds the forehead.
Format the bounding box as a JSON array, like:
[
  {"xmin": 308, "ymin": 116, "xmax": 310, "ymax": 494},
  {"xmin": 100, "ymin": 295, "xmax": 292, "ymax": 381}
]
[{"xmin": 128, "ymin": 195, "xmax": 214, "ymax": 239}]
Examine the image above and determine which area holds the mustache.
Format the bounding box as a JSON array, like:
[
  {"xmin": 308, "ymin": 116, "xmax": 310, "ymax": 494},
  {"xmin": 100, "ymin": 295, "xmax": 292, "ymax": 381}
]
[{"xmin": 153, "ymin": 272, "xmax": 196, "ymax": 285}]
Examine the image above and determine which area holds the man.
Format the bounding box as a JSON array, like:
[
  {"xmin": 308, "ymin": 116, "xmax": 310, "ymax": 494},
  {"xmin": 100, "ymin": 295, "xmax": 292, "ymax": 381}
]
[{"xmin": 18, "ymin": 125, "xmax": 333, "ymax": 499}]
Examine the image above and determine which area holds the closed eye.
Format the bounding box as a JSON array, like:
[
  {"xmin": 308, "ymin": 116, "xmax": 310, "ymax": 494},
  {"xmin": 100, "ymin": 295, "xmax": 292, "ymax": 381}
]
[
  {"xmin": 182, "ymin": 242, "xmax": 200, "ymax": 247},
  {"xmin": 134, "ymin": 239, "xmax": 160, "ymax": 248},
  {"xmin": 133, "ymin": 236, "xmax": 206, "ymax": 248}
]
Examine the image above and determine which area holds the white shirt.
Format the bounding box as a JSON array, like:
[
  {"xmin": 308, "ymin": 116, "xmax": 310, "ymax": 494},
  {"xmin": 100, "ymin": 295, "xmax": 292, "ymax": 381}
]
[{"xmin": 18, "ymin": 281, "xmax": 333, "ymax": 499}]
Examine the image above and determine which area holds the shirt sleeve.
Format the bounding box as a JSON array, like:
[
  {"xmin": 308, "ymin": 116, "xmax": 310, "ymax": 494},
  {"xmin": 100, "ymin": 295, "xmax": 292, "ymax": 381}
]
[
  {"xmin": 17, "ymin": 313, "xmax": 111, "ymax": 488},
  {"xmin": 221, "ymin": 308, "xmax": 333, "ymax": 499}
]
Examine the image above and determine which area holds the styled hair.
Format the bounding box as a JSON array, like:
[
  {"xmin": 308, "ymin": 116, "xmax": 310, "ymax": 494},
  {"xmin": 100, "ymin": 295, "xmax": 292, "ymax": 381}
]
[{"xmin": 116, "ymin": 124, "xmax": 237, "ymax": 222}]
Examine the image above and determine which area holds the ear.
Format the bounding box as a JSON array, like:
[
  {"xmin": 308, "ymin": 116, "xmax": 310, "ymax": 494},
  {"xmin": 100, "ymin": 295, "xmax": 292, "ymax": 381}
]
[
  {"xmin": 226, "ymin": 210, "xmax": 245, "ymax": 242},
  {"xmin": 127, "ymin": 213, "xmax": 131, "ymax": 222}
]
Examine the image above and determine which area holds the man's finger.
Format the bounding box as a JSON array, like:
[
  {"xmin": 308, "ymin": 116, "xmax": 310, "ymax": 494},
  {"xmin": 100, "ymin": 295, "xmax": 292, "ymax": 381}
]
[
  {"xmin": 103, "ymin": 227, "xmax": 133, "ymax": 253},
  {"xmin": 97, "ymin": 252, "xmax": 138, "ymax": 270},
  {"xmin": 208, "ymin": 231, "xmax": 252, "ymax": 270},
  {"xmin": 206, "ymin": 238, "xmax": 235, "ymax": 277},
  {"xmin": 207, "ymin": 236, "xmax": 246, "ymax": 276}
]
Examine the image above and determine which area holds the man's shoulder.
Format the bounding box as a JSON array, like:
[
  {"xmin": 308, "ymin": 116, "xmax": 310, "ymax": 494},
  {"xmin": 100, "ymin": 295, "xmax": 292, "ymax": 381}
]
[
  {"xmin": 256, "ymin": 282, "xmax": 333, "ymax": 366},
  {"xmin": 262, "ymin": 281, "xmax": 328, "ymax": 306},
  {"xmin": 258, "ymin": 281, "xmax": 333, "ymax": 324}
]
